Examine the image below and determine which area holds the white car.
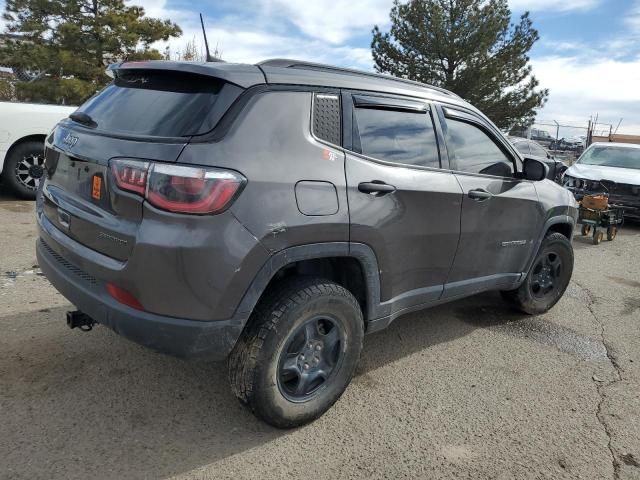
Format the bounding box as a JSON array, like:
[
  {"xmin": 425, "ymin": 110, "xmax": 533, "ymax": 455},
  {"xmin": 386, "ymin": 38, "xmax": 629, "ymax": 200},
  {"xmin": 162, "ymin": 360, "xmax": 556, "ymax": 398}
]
[
  {"xmin": 563, "ymin": 142, "xmax": 640, "ymax": 219},
  {"xmin": 0, "ymin": 101, "xmax": 76, "ymax": 198}
]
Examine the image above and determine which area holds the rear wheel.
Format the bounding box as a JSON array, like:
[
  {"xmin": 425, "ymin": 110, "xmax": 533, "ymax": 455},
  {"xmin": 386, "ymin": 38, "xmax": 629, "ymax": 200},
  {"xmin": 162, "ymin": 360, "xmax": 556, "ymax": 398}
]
[
  {"xmin": 581, "ymin": 224, "xmax": 591, "ymax": 236},
  {"xmin": 3, "ymin": 140, "xmax": 45, "ymax": 199},
  {"xmin": 607, "ymin": 226, "xmax": 617, "ymax": 241},
  {"xmin": 228, "ymin": 277, "xmax": 364, "ymax": 428},
  {"xmin": 502, "ymin": 232, "xmax": 573, "ymax": 315}
]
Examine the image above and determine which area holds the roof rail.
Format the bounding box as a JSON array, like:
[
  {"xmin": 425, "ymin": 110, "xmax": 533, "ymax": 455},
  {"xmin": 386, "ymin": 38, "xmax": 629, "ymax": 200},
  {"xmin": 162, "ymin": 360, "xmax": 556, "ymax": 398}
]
[{"xmin": 257, "ymin": 59, "xmax": 459, "ymax": 98}]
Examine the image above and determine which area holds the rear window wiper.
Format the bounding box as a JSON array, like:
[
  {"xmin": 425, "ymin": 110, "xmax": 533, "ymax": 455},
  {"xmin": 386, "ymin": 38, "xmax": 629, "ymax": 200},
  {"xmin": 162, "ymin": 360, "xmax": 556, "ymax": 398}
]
[{"xmin": 69, "ymin": 111, "xmax": 98, "ymax": 128}]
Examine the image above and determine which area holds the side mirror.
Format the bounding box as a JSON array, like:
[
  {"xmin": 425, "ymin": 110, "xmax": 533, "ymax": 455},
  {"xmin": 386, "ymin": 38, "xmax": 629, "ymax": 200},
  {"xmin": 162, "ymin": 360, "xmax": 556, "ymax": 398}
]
[{"xmin": 522, "ymin": 157, "xmax": 548, "ymax": 181}]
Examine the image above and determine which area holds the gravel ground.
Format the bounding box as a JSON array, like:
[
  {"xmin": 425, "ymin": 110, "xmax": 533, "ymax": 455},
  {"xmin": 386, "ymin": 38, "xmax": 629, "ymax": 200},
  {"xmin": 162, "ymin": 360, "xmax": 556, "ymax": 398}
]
[{"xmin": 1, "ymin": 188, "xmax": 639, "ymax": 480}]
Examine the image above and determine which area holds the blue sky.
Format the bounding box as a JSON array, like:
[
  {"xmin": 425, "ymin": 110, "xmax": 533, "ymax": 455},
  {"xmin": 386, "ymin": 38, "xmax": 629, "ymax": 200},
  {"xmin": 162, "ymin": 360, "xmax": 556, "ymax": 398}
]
[
  {"xmin": 137, "ymin": 0, "xmax": 640, "ymax": 134},
  {"xmin": 3, "ymin": 0, "xmax": 640, "ymax": 133}
]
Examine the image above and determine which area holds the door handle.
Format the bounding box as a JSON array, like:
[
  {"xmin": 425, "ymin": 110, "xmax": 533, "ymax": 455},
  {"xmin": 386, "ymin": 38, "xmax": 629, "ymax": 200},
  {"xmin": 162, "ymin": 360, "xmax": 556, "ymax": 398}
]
[
  {"xmin": 358, "ymin": 181, "xmax": 396, "ymax": 195},
  {"xmin": 468, "ymin": 188, "xmax": 493, "ymax": 201}
]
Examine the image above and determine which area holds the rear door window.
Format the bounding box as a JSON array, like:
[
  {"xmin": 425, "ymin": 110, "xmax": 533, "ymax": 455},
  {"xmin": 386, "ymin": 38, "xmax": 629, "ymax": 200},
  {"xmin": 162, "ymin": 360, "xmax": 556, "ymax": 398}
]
[
  {"xmin": 77, "ymin": 70, "xmax": 224, "ymax": 137},
  {"xmin": 353, "ymin": 102, "xmax": 440, "ymax": 168}
]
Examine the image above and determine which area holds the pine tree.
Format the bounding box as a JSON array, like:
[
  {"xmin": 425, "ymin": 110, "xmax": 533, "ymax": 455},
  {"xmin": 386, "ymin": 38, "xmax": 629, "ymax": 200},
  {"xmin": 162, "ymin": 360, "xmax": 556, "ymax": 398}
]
[
  {"xmin": 371, "ymin": 0, "xmax": 548, "ymax": 128},
  {"xmin": 0, "ymin": 0, "xmax": 182, "ymax": 105}
]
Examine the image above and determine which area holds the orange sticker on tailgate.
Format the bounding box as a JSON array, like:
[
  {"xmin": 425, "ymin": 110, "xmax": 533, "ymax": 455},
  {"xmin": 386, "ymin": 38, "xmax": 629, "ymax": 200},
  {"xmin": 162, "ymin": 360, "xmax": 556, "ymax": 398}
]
[{"xmin": 92, "ymin": 175, "xmax": 102, "ymax": 200}]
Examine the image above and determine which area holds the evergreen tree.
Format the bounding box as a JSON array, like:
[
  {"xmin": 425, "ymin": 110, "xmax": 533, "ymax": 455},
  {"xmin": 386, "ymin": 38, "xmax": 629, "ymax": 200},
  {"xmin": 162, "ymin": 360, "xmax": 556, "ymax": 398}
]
[
  {"xmin": 372, "ymin": 0, "xmax": 548, "ymax": 128},
  {"xmin": 0, "ymin": 0, "xmax": 182, "ymax": 104}
]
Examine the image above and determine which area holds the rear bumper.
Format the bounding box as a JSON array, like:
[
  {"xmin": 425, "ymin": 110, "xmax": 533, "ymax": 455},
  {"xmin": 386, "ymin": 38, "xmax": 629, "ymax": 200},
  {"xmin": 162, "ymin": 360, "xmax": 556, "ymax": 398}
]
[{"xmin": 36, "ymin": 231, "xmax": 246, "ymax": 360}]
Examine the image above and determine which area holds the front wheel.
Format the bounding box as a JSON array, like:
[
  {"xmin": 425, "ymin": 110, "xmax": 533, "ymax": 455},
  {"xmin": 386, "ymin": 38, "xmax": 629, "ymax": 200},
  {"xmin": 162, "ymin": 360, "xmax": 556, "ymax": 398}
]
[
  {"xmin": 502, "ymin": 232, "xmax": 574, "ymax": 315},
  {"xmin": 228, "ymin": 277, "xmax": 364, "ymax": 428}
]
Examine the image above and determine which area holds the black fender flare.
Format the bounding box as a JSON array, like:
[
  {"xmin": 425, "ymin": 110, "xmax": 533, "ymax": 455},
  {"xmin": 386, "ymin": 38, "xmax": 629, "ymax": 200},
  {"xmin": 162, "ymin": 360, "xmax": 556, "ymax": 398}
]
[
  {"xmin": 231, "ymin": 242, "xmax": 382, "ymax": 324},
  {"xmin": 521, "ymin": 214, "xmax": 575, "ymax": 277}
]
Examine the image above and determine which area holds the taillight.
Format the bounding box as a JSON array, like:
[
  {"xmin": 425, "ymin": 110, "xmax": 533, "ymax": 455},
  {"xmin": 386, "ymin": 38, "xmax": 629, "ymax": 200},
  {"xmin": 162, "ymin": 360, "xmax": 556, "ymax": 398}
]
[
  {"xmin": 110, "ymin": 159, "xmax": 150, "ymax": 195},
  {"xmin": 110, "ymin": 159, "xmax": 245, "ymax": 215}
]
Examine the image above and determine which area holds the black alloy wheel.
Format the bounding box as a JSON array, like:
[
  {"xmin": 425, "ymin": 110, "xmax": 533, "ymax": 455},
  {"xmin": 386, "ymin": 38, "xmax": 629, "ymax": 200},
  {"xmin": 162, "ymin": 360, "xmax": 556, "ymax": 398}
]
[
  {"xmin": 529, "ymin": 251, "xmax": 563, "ymax": 299},
  {"xmin": 277, "ymin": 315, "xmax": 345, "ymax": 402},
  {"xmin": 501, "ymin": 232, "xmax": 574, "ymax": 315}
]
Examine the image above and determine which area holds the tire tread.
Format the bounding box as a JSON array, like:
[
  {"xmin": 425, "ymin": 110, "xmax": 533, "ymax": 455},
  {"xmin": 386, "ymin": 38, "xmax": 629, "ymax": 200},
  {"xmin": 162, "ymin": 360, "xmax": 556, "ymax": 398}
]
[{"xmin": 228, "ymin": 277, "xmax": 362, "ymax": 417}]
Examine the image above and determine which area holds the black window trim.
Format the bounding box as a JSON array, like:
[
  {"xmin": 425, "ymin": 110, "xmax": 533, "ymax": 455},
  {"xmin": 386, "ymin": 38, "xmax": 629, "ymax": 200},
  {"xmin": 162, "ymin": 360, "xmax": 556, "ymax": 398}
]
[
  {"xmin": 352, "ymin": 94, "xmax": 429, "ymax": 113},
  {"xmin": 344, "ymin": 92, "xmax": 444, "ymax": 172},
  {"xmin": 441, "ymin": 106, "xmax": 522, "ymax": 178}
]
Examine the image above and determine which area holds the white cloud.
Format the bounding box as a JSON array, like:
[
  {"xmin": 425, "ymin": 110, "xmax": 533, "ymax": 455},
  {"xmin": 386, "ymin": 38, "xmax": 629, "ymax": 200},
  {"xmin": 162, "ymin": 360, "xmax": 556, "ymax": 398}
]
[
  {"xmin": 264, "ymin": 0, "xmax": 391, "ymax": 44},
  {"xmin": 509, "ymin": 0, "xmax": 602, "ymax": 12},
  {"xmin": 141, "ymin": 0, "xmax": 376, "ymax": 69},
  {"xmin": 532, "ymin": 55, "xmax": 640, "ymax": 134},
  {"xmin": 626, "ymin": 0, "xmax": 640, "ymax": 29}
]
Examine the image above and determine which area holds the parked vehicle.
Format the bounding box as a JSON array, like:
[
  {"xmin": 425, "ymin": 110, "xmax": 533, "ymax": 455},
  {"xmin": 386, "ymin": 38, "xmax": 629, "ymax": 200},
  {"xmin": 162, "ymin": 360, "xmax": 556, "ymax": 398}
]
[
  {"xmin": 508, "ymin": 136, "xmax": 568, "ymax": 183},
  {"xmin": 563, "ymin": 142, "xmax": 640, "ymax": 220},
  {"xmin": 550, "ymin": 137, "xmax": 584, "ymax": 152},
  {"xmin": 509, "ymin": 126, "xmax": 554, "ymax": 146},
  {"xmin": 530, "ymin": 128, "xmax": 554, "ymax": 145},
  {"xmin": 0, "ymin": 101, "xmax": 76, "ymax": 198},
  {"xmin": 36, "ymin": 59, "xmax": 578, "ymax": 428}
]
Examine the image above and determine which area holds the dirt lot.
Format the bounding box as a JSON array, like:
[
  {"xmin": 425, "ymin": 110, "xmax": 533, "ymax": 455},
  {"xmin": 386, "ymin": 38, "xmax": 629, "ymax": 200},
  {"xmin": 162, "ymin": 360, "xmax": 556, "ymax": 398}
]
[{"xmin": 1, "ymin": 188, "xmax": 639, "ymax": 480}]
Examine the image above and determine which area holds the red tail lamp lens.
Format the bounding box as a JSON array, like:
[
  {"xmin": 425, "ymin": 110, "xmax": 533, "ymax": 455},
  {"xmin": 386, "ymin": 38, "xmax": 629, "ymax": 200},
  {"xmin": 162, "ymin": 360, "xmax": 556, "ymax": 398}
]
[
  {"xmin": 146, "ymin": 163, "xmax": 245, "ymax": 214},
  {"xmin": 109, "ymin": 159, "xmax": 245, "ymax": 215},
  {"xmin": 110, "ymin": 159, "xmax": 150, "ymax": 195},
  {"xmin": 106, "ymin": 283, "xmax": 144, "ymax": 311}
]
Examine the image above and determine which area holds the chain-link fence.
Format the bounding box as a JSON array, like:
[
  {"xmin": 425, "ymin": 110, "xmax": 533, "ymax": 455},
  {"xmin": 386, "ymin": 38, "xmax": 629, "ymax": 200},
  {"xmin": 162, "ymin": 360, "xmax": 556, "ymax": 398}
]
[{"xmin": 508, "ymin": 119, "xmax": 626, "ymax": 162}]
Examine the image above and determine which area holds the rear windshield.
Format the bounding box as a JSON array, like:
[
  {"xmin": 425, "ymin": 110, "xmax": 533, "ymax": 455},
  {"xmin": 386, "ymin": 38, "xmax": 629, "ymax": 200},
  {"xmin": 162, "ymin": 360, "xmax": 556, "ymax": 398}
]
[
  {"xmin": 77, "ymin": 70, "xmax": 223, "ymax": 137},
  {"xmin": 578, "ymin": 146, "xmax": 640, "ymax": 170}
]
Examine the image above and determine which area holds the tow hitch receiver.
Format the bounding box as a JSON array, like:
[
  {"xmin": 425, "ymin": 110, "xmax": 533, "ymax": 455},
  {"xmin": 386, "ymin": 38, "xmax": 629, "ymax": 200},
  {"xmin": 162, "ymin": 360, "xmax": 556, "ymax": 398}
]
[{"xmin": 66, "ymin": 310, "xmax": 96, "ymax": 331}]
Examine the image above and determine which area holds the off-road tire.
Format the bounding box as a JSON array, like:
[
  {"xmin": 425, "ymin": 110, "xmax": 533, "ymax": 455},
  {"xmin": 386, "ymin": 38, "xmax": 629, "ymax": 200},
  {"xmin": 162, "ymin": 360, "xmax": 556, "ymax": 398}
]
[
  {"xmin": 4, "ymin": 140, "xmax": 45, "ymax": 199},
  {"xmin": 501, "ymin": 232, "xmax": 574, "ymax": 315},
  {"xmin": 228, "ymin": 277, "xmax": 364, "ymax": 428}
]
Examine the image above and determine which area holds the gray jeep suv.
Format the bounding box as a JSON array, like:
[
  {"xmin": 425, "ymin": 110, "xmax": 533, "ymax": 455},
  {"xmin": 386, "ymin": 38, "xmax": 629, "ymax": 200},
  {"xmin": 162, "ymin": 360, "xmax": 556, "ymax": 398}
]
[{"xmin": 36, "ymin": 59, "xmax": 578, "ymax": 428}]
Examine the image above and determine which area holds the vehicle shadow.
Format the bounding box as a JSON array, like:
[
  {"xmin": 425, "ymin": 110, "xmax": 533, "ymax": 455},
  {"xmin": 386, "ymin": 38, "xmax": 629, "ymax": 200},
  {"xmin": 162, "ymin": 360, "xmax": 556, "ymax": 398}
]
[{"xmin": 0, "ymin": 293, "xmax": 526, "ymax": 480}]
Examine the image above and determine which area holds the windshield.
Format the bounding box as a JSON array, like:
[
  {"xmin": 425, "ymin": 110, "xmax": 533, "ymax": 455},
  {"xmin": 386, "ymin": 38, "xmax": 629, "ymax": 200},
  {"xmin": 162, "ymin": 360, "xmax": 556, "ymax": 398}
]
[
  {"xmin": 578, "ymin": 146, "xmax": 640, "ymax": 170},
  {"xmin": 76, "ymin": 70, "xmax": 223, "ymax": 137}
]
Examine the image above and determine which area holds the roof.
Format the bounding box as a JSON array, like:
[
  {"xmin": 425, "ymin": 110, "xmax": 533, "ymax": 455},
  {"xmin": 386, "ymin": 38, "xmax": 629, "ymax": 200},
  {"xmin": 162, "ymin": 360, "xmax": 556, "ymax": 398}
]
[
  {"xmin": 110, "ymin": 58, "xmax": 472, "ymax": 111},
  {"xmin": 256, "ymin": 59, "xmax": 469, "ymax": 108}
]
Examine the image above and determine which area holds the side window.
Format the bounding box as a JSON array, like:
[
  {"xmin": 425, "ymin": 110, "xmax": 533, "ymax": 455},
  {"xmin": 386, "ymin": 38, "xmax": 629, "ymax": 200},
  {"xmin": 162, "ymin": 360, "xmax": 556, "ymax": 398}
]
[
  {"xmin": 353, "ymin": 106, "xmax": 440, "ymax": 168},
  {"xmin": 529, "ymin": 142, "xmax": 548, "ymax": 158},
  {"xmin": 445, "ymin": 118, "xmax": 514, "ymax": 176},
  {"xmin": 514, "ymin": 141, "xmax": 530, "ymax": 155}
]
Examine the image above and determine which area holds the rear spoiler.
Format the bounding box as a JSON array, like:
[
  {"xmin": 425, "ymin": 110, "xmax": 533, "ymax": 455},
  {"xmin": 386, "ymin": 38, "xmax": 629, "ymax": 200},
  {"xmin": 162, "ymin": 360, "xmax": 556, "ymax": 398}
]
[{"xmin": 105, "ymin": 61, "xmax": 265, "ymax": 89}]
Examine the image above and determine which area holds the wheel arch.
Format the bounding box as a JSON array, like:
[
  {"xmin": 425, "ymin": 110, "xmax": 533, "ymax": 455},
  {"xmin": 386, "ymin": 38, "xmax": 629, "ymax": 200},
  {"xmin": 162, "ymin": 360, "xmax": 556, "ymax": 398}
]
[
  {"xmin": 522, "ymin": 215, "xmax": 575, "ymax": 277},
  {"xmin": 546, "ymin": 221, "xmax": 573, "ymax": 241},
  {"xmin": 232, "ymin": 242, "xmax": 382, "ymax": 325}
]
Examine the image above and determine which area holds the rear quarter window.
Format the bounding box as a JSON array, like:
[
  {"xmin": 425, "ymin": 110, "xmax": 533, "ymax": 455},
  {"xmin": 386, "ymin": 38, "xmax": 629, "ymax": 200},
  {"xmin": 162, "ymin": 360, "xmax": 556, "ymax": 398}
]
[{"xmin": 77, "ymin": 71, "xmax": 225, "ymax": 137}]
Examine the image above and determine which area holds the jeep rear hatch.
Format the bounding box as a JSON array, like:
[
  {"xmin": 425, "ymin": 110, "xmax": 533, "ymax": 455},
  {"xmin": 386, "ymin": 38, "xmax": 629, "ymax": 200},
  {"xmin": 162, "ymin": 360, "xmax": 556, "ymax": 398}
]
[{"xmin": 42, "ymin": 64, "xmax": 256, "ymax": 261}]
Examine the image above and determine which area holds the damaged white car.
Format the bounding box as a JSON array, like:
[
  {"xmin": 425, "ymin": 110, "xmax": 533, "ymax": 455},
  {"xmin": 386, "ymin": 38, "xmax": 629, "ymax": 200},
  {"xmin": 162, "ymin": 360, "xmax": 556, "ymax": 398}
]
[{"xmin": 563, "ymin": 142, "xmax": 640, "ymax": 220}]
